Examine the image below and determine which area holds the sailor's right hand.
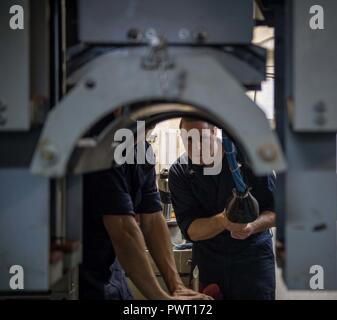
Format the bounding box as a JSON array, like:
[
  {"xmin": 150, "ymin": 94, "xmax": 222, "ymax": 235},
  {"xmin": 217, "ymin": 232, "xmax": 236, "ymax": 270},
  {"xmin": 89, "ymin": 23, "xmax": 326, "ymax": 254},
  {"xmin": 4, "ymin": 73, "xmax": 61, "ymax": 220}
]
[{"xmin": 222, "ymin": 209, "xmax": 247, "ymax": 232}]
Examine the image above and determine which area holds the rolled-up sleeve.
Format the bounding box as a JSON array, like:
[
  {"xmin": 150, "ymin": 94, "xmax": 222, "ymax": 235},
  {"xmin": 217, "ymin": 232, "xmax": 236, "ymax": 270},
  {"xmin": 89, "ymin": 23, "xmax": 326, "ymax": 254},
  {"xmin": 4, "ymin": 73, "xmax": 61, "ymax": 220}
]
[
  {"xmin": 85, "ymin": 166, "xmax": 135, "ymax": 216},
  {"xmin": 135, "ymin": 165, "xmax": 162, "ymax": 214},
  {"xmin": 249, "ymin": 170, "xmax": 276, "ymax": 213},
  {"xmin": 169, "ymin": 166, "xmax": 200, "ymax": 242}
]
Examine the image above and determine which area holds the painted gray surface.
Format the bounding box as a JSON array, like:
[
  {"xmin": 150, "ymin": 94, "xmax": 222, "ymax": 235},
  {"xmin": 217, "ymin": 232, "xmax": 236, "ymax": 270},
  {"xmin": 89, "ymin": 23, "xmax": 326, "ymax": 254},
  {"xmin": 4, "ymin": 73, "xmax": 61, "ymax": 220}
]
[
  {"xmin": 275, "ymin": 0, "xmax": 337, "ymax": 289},
  {"xmin": 293, "ymin": 0, "xmax": 337, "ymax": 131},
  {"xmin": 67, "ymin": 47, "xmax": 266, "ymax": 89},
  {"xmin": 0, "ymin": 169, "xmax": 50, "ymax": 291},
  {"xmin": 286, "ymin": 172, "xmax": 337, "ymax": 289},
  {"xmin": 66, "ymin": 175, "xmax": 82, "ymax": 243},
  {"xmin": 0, "ymin": 0, "xmax": 30, "ymax": 130},
  {"xmin": 79, "ymin": 0, "xmax": 253, "ymax": 44},
  {"xmin": 284, "ymin": 131, "xmax": 337, "ymax": 289}
]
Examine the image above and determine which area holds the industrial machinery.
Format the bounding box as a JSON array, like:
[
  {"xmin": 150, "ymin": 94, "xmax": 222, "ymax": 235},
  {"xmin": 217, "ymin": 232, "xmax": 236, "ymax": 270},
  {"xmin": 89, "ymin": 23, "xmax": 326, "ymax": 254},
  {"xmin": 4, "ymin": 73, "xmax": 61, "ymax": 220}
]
[
  {"xmin": 0, "ymin": 0, "xmax": 336, "ymax": 297},
  {"xmin": 223, "ymin": 135, "xmax": 260, "ymax": 224},
  {"xmin": 158, "ymin": 168, "xmax": 173, "ymax": 221}
]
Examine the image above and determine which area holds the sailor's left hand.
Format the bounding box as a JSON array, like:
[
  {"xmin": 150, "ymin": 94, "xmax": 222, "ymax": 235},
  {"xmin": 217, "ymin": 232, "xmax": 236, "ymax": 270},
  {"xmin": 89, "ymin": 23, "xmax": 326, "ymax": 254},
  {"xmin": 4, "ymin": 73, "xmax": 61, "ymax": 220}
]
[{"xmin": 230, "ymin": 223, "xmax": 255, "ymax": 240}]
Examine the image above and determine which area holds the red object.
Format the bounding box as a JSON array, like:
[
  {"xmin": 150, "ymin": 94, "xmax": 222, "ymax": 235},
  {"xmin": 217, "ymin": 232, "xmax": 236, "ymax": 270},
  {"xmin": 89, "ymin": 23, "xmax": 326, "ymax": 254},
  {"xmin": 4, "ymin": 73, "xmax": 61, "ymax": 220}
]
[
  {"xmin": 51, "ymin": 240, "xmax": 81, "ymax": 253},
  {"xmin": 202, "ymin": 283, "xmax": 223, "ymax": 300}
]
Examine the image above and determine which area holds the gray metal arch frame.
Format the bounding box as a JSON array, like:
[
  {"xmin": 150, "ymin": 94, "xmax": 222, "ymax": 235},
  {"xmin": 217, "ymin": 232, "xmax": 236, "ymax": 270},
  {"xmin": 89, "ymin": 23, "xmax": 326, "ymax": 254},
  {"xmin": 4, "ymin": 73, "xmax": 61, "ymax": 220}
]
[{"xmin": 31, "ymin": 49, "xmax": 286, "ymax": 177}]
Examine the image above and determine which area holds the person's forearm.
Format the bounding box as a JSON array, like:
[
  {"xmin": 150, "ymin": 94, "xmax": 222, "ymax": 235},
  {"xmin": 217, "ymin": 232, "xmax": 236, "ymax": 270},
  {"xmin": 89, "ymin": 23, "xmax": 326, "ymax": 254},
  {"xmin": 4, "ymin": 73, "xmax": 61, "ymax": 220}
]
[
  {"xmin": 103, "ymin": 216, "xmax": 170, "ymax": 300},
  {"xmin": 250, "ymin": 211, "xmax": 276, "ymax": 234},
  {"xmin": 140, "ymin": 213, "xmax": 183, "ymax": 294},
  {"xmin": 187, "ymin": 213, "xmax": 227, "ymax": 241}
]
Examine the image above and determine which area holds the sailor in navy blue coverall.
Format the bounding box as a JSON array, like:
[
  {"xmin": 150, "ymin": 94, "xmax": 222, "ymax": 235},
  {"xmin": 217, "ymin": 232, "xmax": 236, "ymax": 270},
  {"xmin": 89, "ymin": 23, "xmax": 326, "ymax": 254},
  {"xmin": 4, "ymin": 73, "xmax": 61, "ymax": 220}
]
[
  {"xmin": 169, "ymin": 118, "xmax": 276, "ymax": 300},
  {"xmin": 79, "ymin": 121, "xmax": 211, "ymax": 300},
  {"xmin": 80, "ymin": 146, "xmax": 162, "ymax": 299}
]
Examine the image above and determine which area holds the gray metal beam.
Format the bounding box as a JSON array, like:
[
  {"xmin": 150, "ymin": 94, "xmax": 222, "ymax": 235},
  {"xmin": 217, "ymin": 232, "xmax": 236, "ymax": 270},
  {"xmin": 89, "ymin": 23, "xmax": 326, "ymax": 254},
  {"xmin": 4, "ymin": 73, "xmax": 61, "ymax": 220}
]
[
  {"xmin": 78, "ymin": 0, "xmax": 253, "ymax": 45},
  {"xmin": 0, "ymin": 169, "xmax": 50, "ymax": 292},
  {"xmin": 292, "ymin": 0, "xmax": 337, "ymax": 131},
  {"xmin": 30, "ymin": 49, "xmax": 286, "ymax": 177},
  {"xmin": 0, "ymin": 0, "xmax": 30, "ymax": 130},
  {"xmin": 275, "ymin": 0, "xmax": 337, "ymax": 290},
  {"xmin": 285, "ymin": 132, "xmax": 337, "ymax": 289}
]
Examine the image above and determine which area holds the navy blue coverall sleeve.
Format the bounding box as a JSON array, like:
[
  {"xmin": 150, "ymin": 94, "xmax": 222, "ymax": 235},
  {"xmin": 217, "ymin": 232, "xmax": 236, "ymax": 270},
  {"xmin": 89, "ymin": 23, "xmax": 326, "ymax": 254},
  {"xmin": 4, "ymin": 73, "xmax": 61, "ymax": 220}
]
[
  {"xmin": 87, "ymin": 164, "xmax": 162, "ymax": 216},
  {"xmin": 135, "ymin": 165, "xmax": 163, "ymax": 214},
  {"xmin": 86, "ymin": 166, "xmax": 135, "ymax": 216},
  {"xmin": 246, "ymin": 168, "xmax": 276, "ymax": 213},
  {"xmin": 169, "ymin": 164, "xmax": 276, "ymax": 242}
]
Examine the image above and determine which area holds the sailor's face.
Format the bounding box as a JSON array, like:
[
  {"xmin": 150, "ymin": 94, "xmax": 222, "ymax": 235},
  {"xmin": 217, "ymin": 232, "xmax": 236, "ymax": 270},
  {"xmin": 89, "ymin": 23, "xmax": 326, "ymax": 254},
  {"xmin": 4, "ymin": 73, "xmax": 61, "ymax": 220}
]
[{"xmin": 180, "ymin": 121, "xmax": 218, "ymax": 166}]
